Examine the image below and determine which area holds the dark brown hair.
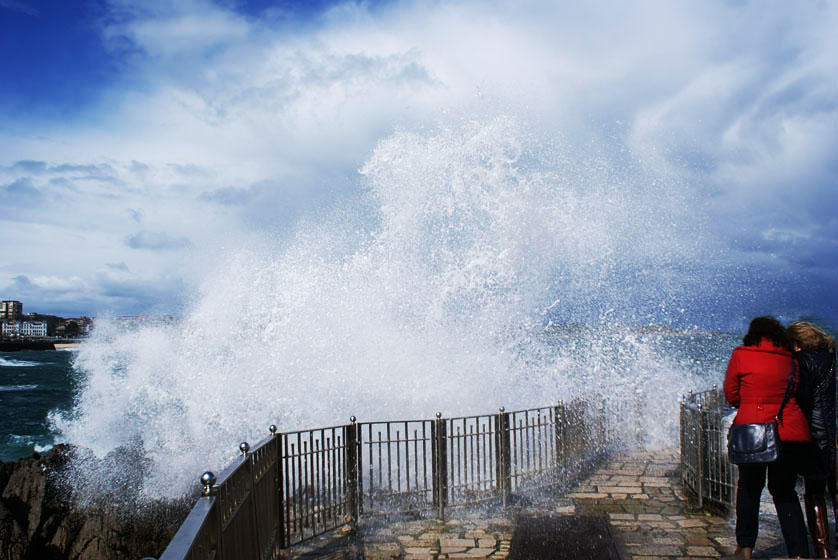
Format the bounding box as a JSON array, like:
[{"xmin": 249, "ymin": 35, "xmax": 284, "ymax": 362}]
[
  {"xmin": 786, "ymin": 321, "xmax": 836, "ymax": 352},
  {"xmin": 742, "ymin": 316, "xmax": 792, "ymax": 350}
]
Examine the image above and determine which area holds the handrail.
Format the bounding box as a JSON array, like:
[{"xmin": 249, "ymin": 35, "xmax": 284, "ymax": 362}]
[
  {"xmin": 158, "ymin": 396, "xmax": 641, "ymax": 559},
  {"xmin": 679, "ymin": 386, "xmax": 736, "ymax": 508}
]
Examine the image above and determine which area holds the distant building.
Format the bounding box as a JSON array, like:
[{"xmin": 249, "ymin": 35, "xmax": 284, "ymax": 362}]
[
  {"xmin": 1, "ymin": 320, "xmax": 49, "ymax": 338},
  {"xmin": 56, "ymin": 317, "xmax": 94, "ymax": 338},
  {"xmin": 23, "ymin": 313, "xmax": 60, "ymax": 336},
  {"xmin": 21, "ymin": 321, "xmax": 48, "ymax": 338},
  {"xmin": 0, "ymin": 301, "xmax": 22, "ymax": 321},
  {"xmin": 1, "ymin": 320, "xmax": 20, "ymax": 337}
]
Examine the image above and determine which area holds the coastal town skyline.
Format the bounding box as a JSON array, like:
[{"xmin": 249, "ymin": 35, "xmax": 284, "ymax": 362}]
[{"xmin": 1, "ymin": 1, "xmax": 837, "ymax": 329}]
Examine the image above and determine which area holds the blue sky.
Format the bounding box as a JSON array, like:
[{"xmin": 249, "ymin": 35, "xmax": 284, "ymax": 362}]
[{"xmin": 0, "ymin": 0, "xmax": 836, "ymax": 331}]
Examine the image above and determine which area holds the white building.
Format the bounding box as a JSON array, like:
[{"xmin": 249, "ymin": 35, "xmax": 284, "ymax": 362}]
[
  {"xmin": 1, "ymin": 320, "xmax": 48, "ymax": 338},
  {"xmin": 1, "ymin": 320, "xmax": 20, "ymax": 337},
  {"xmin": 21, "ymin": 321, "xmax": 48, "ymax": 338}
]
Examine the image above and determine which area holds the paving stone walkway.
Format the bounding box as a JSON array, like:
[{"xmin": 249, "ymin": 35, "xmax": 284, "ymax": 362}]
[{"xmin": 284, "ymin": 447, "xmax": 802, "ymax": 560}]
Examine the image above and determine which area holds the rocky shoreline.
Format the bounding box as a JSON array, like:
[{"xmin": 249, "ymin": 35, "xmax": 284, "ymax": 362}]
[{"xmin": 0, "ymin": 445, "xmax": 189, "ymax": 560}]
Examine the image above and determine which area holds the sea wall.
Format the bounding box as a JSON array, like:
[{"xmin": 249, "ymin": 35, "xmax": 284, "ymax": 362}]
[
  {"xmin": 0, "ymin": 446, "xmax": 188, "ymax": 560},
  {"xmin": 0, "ymin": 341, "xmax": 57, "ymax": 352}
]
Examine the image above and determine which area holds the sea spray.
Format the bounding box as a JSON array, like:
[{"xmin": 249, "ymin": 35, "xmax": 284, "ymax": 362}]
[{"xmin": 52, "ymin": 116, "xmax": 714, "ymax": 500}]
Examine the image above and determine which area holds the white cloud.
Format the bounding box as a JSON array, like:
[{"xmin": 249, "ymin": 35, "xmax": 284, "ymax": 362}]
[{"xmin": 0, "ymin": 0, "xmax": 836, "ymax": 320}]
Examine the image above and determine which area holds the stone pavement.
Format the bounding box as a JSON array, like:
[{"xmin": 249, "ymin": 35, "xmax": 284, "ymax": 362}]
[{"xmin": 285, "ymin": 447, "xmax": 800, "ymax": 560}]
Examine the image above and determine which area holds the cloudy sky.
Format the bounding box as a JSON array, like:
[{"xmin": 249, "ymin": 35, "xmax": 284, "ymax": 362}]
[{"xmin": 0, "ymin": 0, "xmax": 836, "ymax": 328}]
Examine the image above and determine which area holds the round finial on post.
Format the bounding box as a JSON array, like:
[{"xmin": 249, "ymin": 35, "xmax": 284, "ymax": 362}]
[
  {"xmin": 350, "ymin": 416, "xmax": 356, "ymax": 424},
  {"xmin": 269, "ymin": 424, "xmax": 277, "ymax": 435},
  {"xmin": 200, "ymin": 471, "xmax": 216, "ymax": 495},
  {"xmin": 499, "ymin": 407, "xmax": 505, "ymax": 413},
  {"xmin": 436, "ymin": 412, "xmax": 442, "ymax": 419},
  {"xmin": 239, "ymin": 441, "xmax": 250, "ymax": 456}
]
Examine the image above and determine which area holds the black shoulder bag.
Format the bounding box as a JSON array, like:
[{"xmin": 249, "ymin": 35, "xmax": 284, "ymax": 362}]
[{"xmin": 727, "ymin": 359, "xmax": 796, "ymax": 464}]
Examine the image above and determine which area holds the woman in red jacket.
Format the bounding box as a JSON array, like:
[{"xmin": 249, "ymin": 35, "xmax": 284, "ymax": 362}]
[{"xmin": 724, "ymin": 316, "xmax": 810, "ymax": 559}]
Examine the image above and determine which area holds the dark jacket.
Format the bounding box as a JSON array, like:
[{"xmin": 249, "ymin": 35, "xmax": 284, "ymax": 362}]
[
  {"xmin": 724, "ymin": 338, "xmax": 810, "ymax": 442},
  {"xmin": 795, "ymin": 348, "xmax": 836, "ymax": 476}
]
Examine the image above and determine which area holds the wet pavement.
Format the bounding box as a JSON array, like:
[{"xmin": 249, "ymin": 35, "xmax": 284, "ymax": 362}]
[{"xmin": 283, "ymin": 447, "xmax": 810, "ymax": 560}]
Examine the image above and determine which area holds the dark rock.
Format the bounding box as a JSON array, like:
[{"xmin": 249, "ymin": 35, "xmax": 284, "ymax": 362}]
[
  {"xmin": 0, "ymin": 446, "xmax": 190, "ymax": 560},
  {"xmin": 0, "ymin": 499, "xmax": 27, "ymax": 559}
]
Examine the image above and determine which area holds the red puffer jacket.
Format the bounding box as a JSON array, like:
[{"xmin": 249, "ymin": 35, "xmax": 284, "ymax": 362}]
[{"xmin": 723, "ymin": 338, "xmax": 811, "ymax": 442}]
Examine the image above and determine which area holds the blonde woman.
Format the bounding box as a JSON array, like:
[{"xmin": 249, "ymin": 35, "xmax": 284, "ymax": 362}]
[{"xmin": 787, "ymin": 321, "xmax": 837, "ymax": 559}]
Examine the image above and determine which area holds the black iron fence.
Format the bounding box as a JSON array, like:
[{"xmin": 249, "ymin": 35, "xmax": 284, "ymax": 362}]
[
  {"xmin": 159, "ymin": 396, "xmax": 639, "ymax": 560},
  {"xmin": 679, "ymin": 386, "xmax": 736, "ymax": 508}
]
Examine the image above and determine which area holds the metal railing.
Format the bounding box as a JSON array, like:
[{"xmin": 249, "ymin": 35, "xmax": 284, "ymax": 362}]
[
  {"xmin": 679, "ymin": 386, "xmax": 736, "ymax": 508},
  {"xmin": 159, "ymin": 396, "xmax": 639, "ymax": 560}
]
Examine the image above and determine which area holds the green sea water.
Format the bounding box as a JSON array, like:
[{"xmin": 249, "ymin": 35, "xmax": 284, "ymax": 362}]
[{"xmin": 0, "ymin": 350, "xmax": 78, "ymax": 462}]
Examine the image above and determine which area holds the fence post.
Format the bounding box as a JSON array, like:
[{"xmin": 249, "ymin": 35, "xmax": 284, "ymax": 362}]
[
  {"xmin": 495, "ymin": 407, "xmax": 511, "ymax": 505},
  {"xmin": 345, "ymin": 416, "xmax": 360, "ymax": 524},
  {"xmin": 696, "ymin": 403, "xmax": 704, "ymax": 508},
  {"xmin": 239, "ymin": 441, "xmax": 263, "ymax": 559},
  {"xmin": 553, "ymin": 402, "xmax": 564, "ymax": 471},
  {"xmin": 197, "ymin": 471, "xmax": 222, "ymax": 560},
  {"xmin": 432, "ymin": 412, "xmax": 448, "ymax": 519},
  {"xmin": 271, "ymin": 424, "xmax": 285, "ymax": 552}
]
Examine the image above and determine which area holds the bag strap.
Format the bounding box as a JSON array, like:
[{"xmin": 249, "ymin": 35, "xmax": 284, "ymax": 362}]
[{"xmin": 776, "ymin": 357, "xmax": 796, "ymax": 424}]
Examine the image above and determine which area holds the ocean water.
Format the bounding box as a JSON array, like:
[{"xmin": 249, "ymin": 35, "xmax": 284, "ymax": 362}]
[
  {"xmin": 0, "ymin": 350, "xmax": 78, "ymax": 462},
  {"xmin": 0, "ymin": 330, "xmax": 740, "ymax": 465}
]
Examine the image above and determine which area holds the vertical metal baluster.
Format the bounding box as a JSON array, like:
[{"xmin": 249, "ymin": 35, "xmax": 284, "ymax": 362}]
[
  {"xmin": 284, "ymin": 437, "xmax": 291, "ymax": 545},
  {"xmin": 336, "ymin": 433, "xmax": 343, "ymax": 518},
  {"xmin": 322, "ymin": 430, "xmax": 329, "ymax": 527},
  {"xmin": 469, "ymin": 423, "xmax": 475, "ymax": 496},
  {"xmin": 297, "ymin": 434, "xmax": 304, "ymax": 539},
  {"xmin": 413, "ymin": 428, "xmax": 419, "ymax": 495},
  {"xmin": 367, "ymin": 424, "xmax": 373, "ymax": 501},
  {"xmin": 404, "ymin": 422, "xmax": 411, "ymax": 494},
  {"xmin": 386, "ymin": 423, "xmax": 393, "ymax": 492},
  {"xmin": 404, "ymin": 425, "xmax": 409, "ymax": 494},
  {"xmin": 293, "ymin": 440, "xmax": 300, "ymax": 541},
  {"xmin": 316, "ymin": 436, "xmax": 323, "ymax": 531},
  {"xmin": 377, "ymin": 430, "xmax": 383, "ymax": 496},
  {"xmin": 310, "ymin": 432, "xmax": 317, "ymax": 532},
  {"xmin": 489, "ymin": 416, "xmax": 495, "ymax": 489},
  {"xmin": 525, "ymin": 410, "xmax": 531, "ymax": 474},
  {"xmin": 475, "ymin": 421, "xmax": 482, "ymax": 492},
  {"xmin": 335, "ymin": 429, "xmax": 341, "ymax": 521},
  {"xmin": 513, "ymin": 417, "xmax": 520, "ymax": 490},
  {"xmin": 454, "ymin": 419, "xmax": 460, "ymax": 497},
  {"xmin": 422, "ymin": 421, "xmax": 428, "ymax": 503},
  {"xmin": 356, "ymin": 423, "xmax": 364, "ymax": 517},
  {"xmin": 540, "ymin": 410, "xmax": 547, "ymax": 474},
  {"xmin": 396, "ymin": 429, "xmax": 402, "ymax": 493},
  {"xmin": 481, "ymin": 420, "xmax": 488, "ymax": 491},
  {"xmin": 332, "ymin": 429, "xmax": 339, "ymax": 524},
  {"xmin": 304, "ymin": 435, "xmax": 311, "ymax": 534},
  {"xmin": 533, "ymin": 415, "xmax": 539, "ymax": 475},
  {"xmin": 326, "ymin": 434, "xmax": 333, "ymax": 526}
]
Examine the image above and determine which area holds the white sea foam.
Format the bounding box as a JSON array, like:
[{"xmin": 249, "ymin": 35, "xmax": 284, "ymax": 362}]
[
  {"xmin": 0, "ymin": 384, "xmax": 39, "ymax": 392},
  {"xmin": 0, "ymin": 358, "xmax": 41, "ymax": 367},
  {"xmin": 34, "ymin": 442, "xmax": 54, "ymax": 454},
  {"xmin": 53, "ymin": 117, "xmax": 715, "ymax": 500}
]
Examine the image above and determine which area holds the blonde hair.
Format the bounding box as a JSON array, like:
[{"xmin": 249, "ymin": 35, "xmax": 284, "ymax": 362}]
[{"xmin": 787, "ymin": 321, "xmax": 836, "ymax": 352}]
